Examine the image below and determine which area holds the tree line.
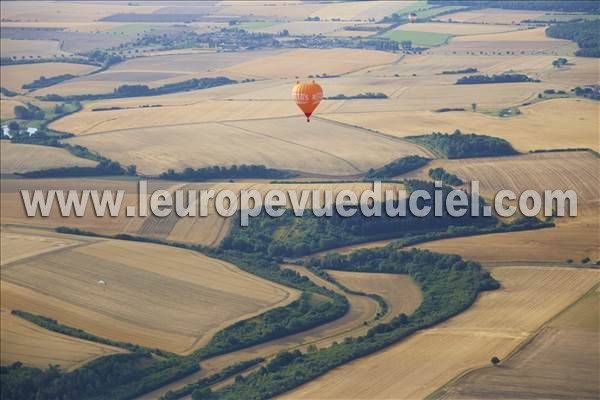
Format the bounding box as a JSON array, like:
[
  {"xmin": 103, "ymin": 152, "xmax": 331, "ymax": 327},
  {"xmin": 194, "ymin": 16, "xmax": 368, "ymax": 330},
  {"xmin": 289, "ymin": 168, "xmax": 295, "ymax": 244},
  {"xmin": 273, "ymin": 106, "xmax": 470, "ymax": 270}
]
[
  {"xmin": 39, "ymin": 77, "xmax": 237, "ymax": 102},
  {"xmin": 159, "ymin": 164, "xmax": 295, "ymax": 181},
  {"xmin": 456, "ymin": 73, "xmax": 539, "ymax": 84},
  {"xmin": 546, "ymin": 20, "xmax": 600, "ymax": 58}
]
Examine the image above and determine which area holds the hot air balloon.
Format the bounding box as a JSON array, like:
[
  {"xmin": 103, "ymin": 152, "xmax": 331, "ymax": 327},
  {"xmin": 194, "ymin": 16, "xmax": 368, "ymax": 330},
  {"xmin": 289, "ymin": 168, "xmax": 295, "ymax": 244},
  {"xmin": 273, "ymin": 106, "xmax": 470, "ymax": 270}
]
[
  {"xmin": 293, "ymin": 80, "xmax": 323, "ymax": 122},
  {"xmin": 408, "ymin": 13, "xmax": 417, "ymax": 23},
  {"xmin": 97, "ymin": 280, "xmax": 107, "ymax": 290}
]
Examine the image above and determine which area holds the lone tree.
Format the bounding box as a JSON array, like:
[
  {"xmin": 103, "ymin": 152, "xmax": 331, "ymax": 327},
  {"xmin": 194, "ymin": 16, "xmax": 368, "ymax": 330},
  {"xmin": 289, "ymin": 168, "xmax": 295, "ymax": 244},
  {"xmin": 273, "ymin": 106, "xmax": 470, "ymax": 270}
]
[{"xmin": 491, "ymin": 356, "xmax": 500, "ymax": 366}]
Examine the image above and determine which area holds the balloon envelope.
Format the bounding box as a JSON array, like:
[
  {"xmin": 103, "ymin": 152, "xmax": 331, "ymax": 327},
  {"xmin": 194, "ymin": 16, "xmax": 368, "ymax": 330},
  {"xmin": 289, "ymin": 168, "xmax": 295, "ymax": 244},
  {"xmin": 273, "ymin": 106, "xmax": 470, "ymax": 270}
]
[{"xmin": 293, "ymin": 81, "xmax": 323, "ymax": 121}]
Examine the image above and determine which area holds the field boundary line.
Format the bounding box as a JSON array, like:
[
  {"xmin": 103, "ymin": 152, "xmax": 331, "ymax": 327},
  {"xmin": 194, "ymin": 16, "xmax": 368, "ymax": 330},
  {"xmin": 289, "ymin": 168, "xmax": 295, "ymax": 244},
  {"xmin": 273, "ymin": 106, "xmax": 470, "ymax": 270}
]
[
  {"xmin": 315, "ymin": 115, "xmax": 438, "ymax": 159},
  {"xmin": 425, "ymin": 278, "xmax": 600, "ymax": 400},
  {"xmin": 217, "ymin": 121, "xmax": 364, "ymax": 174}
]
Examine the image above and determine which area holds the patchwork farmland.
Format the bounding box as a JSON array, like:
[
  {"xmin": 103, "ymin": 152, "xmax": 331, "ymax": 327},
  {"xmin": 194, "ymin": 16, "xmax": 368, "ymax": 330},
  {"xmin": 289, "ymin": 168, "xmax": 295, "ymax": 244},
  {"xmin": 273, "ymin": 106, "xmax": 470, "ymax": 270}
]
[{"xmin": 1, "ymin": 1, "xmax": 598, "ymax": 399}]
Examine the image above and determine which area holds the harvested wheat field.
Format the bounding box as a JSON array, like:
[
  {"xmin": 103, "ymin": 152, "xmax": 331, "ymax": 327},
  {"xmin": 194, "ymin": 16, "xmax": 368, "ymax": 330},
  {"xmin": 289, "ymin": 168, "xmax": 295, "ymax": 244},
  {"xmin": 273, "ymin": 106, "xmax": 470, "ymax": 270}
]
[
  {"xmin": 0, "ymin": 1, "xmax": 161, "ymax": 22},
  {"xmin": 412, "ymin": 151, "xmax": 600, "ymax": 205},
  {"xmin": 396, "ymin": 22, "xmax": 523, "ymax": 36},
  {"xmin": 0, "ymin": 38, "xmax": 65, "ymax": 59},
  {"xmin": 64, "ymin": 117, "xmax": 431, "ymax": 176},
  {"xmin": 222, "ymin": 48, "xmax": 399, "ymax": 79},
  {"xmin": 323, "ymin": 99, "xmax": 600, "ymax": 151},
  {"xmin": 0, "ymin": 178, "xmax": 151, "ymax": 235},
  {"xmin": 137, "ymin": 264, "xmax": 389, "ymax": 400},
  {"xmin": 1, "ymin": 142, "xmax": 97, "ymax": 174},
  {"xmin": 0, "ymin": 227, "xmax": 92, "ymax": 266},
  {"xmin": 280, "ymin": 266, "xmax": 600, "ymax": 399},
  {"xmin": 307, "ymin": 1, "xmax": 416, "ymax": 21},
  {"xmin": 0, "ymin": 98, "xmax": 25, "ymax": 119},
  {"xmin": 0, "ymin": 62, "xmax": 97, "ymax": 92},
  {"xmin": 0, "ymin": 227, "xmax": 298, "ymax": 354},
  {"xmin": 0, "ymin": 178, "xmax": 231, "ymax": 246},
  {"xmin": 434, "ymin": 289, "xmax": 599, "ymax": 399},
  {"xmin": 433, "ymin": 27, "xmax": 575, "ymax": 55},
  {"xmin": 213, "ymin": 1, "xmax": 325, "ymax": 21},
  {"xmin": 49, "ymin": 99, "xmax": 311, "ymax": 135},
  {"xmin": 435, "ymin": 9, "xmax": 546, "ymax": 24},
  {"xmin": 328, "ymin": 271, "xmax": 422, "ymax": 316},
  {"xmin": 416, "ymin": 216, "xmax": 599, "ymax": 265},
  {"xmin": 32, "ymin": 50, "xmax": 282, "ymax": 96},
  {"xmin": 0, "ymin": 308, "xmax": 125, "ymax": 370}
]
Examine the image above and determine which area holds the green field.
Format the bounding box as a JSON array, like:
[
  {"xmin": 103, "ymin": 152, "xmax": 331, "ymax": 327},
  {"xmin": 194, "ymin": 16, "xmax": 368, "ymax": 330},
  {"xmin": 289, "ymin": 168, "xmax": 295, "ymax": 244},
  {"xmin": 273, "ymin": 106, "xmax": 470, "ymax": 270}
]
[{"xmin": 383, "ymin": 29, "xmax": 451, "ymax": 47}]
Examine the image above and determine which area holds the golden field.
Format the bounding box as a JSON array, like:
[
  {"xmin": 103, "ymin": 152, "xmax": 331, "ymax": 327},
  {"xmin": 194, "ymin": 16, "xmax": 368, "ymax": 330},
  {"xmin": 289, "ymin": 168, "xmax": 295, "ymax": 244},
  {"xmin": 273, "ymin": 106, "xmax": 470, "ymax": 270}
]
[
  {"xmin": 322, "ymin": 99, "xmax": 600, "ymax": 152},
  {"xmin": 280, "ymin": 266, "xmax": 600, "ymax": 399},
  {"xmin": 221, "ymin": 48, "xmax": 400, "ymax": 79},
  {"xmin": 434, "ymin": 9, "xmax": 547, "ymax": 24},
  {"xmin": 0, "ymin": 178, "xmax": 406, "ymax": 247},
  {"xmin": 0, "ymin": 308, "xmax": 125, "ymax": 370},
  {"xmin": 328, "ymin": 270, "xmax": 422, "ymax": 317},
  {"xmin": 396, "ymin": 22, "xmax": 523, "ymax": 36},
  {"xmin": 0, "ymin": 62, "xmax": 97, "ymax": 92},
  {"xmin": 63, "ymin": 117, "xmax": 431, "ymax": 176},
  {"xmin": 1, "ymin": 142, "xmax": 98, "ymax": 174},
  {"xmin": 306, "ymin": 0, "xmax": 416, "ymax": 21},
  {"xmin": 0, "ymin": 226, "xmax": 298, "ymax": 354},
  {"xmin": 434, "ymin": 289, "xmax": 599, "ymax": 399},
  {"xmin": 0, "ymin": 38, "xmax": 65, "ymax": 59},
  {"xmin": 0, "ymin": 1, "xmax": 161, "ymax": 23},
  {"xmin": 431, "ymin": 27, "xmax": 576, "ymax": 55},
  {"xmin": 416, "ymin": 216, "xmax": 599, "ymax": 265}
]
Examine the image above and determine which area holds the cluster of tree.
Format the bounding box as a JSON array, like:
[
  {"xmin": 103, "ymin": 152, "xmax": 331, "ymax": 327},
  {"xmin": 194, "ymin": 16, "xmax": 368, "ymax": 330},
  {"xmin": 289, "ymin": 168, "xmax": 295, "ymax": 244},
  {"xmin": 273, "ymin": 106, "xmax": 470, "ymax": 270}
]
[
  {"xmin": 547, "ymin": 20, "xmax": 600, "ymax": 57},
  {"xmin": 428, "ymin": 167, "xmax": 463, "ymax": 185},
  {"xmin": 0, "ymin": 353, "xmax": 185, "ymax": 400},
  {"xmin": 11, "ymin": 310, "xmax": 171, "ymax": 357},
  {"xmin": 18, "ymin": 159, "xmax": 136, "ymax": 178},
  {"xmin": 0, "ymin": 86, "xmax": 18, "ymax": 97},
  {"xmin": 22, "ymin": 74, "xmax": 76, "ymax": 90},
  {"xmin": 162, "ymin": 358, "xmax": 264, "ymax": 400},
  {"xmin": 441, "ymin": 67, "xmax": 478, "ymax": 74},
  {"xmin": 407, "ymin": 130, "xmax": 518, "ymax": 158},
  {"xmin": 0, "ymin": 55, "xmax": 99, "ymax": 67},
  {"xmin": 434, "ymin": 107, "xmax": 465, "ymax": 113},
  {"xmin": 83, "ymin": 50, "xmax": 124, "ymax": 69},
  {"xmin": 212, "ymin": 247, "xmax": 499, "ymax": 399},
  {"xmin": 344, "ymin": 25, "xmax": 382, "ymax": 32},
  {"xmin": 429, "ymin": 1, "xmax": 600, "ymax": 12},
  {"xmin": 221, "ymin": 180, "xmax": 498, "ymax": 257},
  {"xmin": 159, "ymin": 164, "xmax": 295, "ymax": 181},
  {"xmin": 13, "ymin": 103, "xmax": 45, "ymax": 120},
  {"xmin": 543, "ymin": 89, "xmax": 567, "ymax": 95},
  {"xmin": 304, "ymin": 16, "xmax": 321, "ymax": 21},
  {"xmin": 365, "ymin": 155, "xmax": 429, "ymax": 179},
  {"xmin": 456, "ymin": 73, "xmax": 539, "ymax": 84},
  {"xmin": 200, "ymin": 293, "xmax": 347, "ymax": 358},
  {"xmin": 326, "ymin": 92, "xmax": 388, "ymax": 100},
  {"xmin": 41, "ymin": 77, "xmax": 237, "ymax": 102},
  {"xmin": 552, "ymin": 57, "xmax": 568, "ymax": 68},
  {"xmin": 573, "ymin": 86, "xmax": 600, "ymax": 100}
]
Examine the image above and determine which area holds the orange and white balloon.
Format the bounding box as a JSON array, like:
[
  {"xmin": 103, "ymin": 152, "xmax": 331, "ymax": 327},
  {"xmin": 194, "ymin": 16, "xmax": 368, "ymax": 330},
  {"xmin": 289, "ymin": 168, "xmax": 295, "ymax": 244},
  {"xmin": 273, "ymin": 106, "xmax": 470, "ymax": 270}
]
[{"xmin": 292, "ymin": 80, "xmax": 323, "ymax": 122}]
